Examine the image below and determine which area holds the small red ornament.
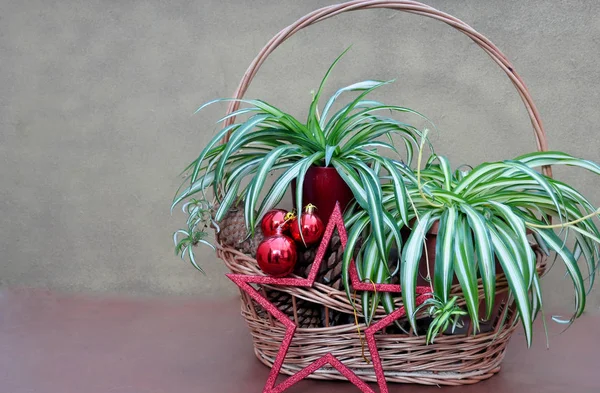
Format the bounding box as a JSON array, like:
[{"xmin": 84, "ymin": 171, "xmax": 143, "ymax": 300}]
[
  {"xmin": 261, "ymin": 209, "xmax": 292, "ymax": 237},
  {"xmin": 256, "ymin": 228, "xmax": 297, "ymax": 277},
  {"xmin": 289, "ymin": 204, "xmax": 324, "ymax": 246}
]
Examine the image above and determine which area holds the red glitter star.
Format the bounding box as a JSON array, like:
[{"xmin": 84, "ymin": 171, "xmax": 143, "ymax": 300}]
[
  {"xmin": 364, "ymin": 292, "xmax": 432, "ymax": 393},
  {"xmin": 227, "ymin": 203, "xmax": 431, "ymax": 392},
  {"xmin": 227, "ymin": 274, "xmax": 376, "ymax": 393}
]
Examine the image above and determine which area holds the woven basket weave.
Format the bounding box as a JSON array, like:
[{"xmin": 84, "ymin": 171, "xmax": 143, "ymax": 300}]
[
  {"xmin": 217, "ymin": 0, "xmax": 551, "ymax": 386},
  {"xmin": 220, "ymin": 245, "xmax": 546, "ymax": 385}
]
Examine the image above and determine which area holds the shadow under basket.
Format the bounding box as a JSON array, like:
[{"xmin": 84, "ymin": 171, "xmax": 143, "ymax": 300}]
[{"xmin": 219, "ymin": 244, "xmax": 547, "ymax": 386}]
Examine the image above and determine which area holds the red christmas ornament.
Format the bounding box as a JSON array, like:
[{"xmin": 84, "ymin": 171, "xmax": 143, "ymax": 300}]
[
  {"xmin": 256, "ymin": 228, "xmax": 297, "ymax": 277},
  {"xmin": 289, "ymin": 204, "xmax": 324, "ymax": 246},
  {"xmin": 261, "ymin": 209, "xmax": 292, "ymax": 237}
]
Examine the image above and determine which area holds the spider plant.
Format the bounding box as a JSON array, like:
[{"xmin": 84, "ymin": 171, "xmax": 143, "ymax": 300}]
[
  {"xmin": 173, "ymin": 198, "xmax": 217, "ymax": 272},
  {"xmin": 172, "ymin": 48, "xmax": 432, "ymax": 268},
  {"xmin": 344, "ymin": 141, "xmax": 600, "ymax": 346},
  {"xmin": 415, "ymin": 296, "xmax": 468, "ymax": 344}
]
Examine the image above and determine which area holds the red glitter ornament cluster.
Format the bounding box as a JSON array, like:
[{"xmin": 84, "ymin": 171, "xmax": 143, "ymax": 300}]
[
  {"xmin": 258, "ymin": 209, "xmax": 297, "ymax": 277},
  {"xmin": 257, "ymin": 205, "xmax": 325, "ymax": 277}
]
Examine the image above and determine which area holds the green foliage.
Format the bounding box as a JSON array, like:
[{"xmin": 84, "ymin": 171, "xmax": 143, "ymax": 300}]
[
  {"xmin": 173, "ymin": 199, "xmax": 216, "ymax": 272},
  {"xmin": 415, "ymin": 296, "xmax": 468, "ymax": 344},
  {"xmin": 173, "ymin": 49, "xmax": 428, "ymax": 269},
  {"xmin": 345, "ymin": 142, "xmax": 600, "ymax": 345},
  {"xmin": 172, "ymin": 49, "xmax": 600, "ymax": 347}
]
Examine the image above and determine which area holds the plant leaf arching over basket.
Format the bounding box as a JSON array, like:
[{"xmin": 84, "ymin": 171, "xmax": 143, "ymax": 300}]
[
  {"xmin": 173, "ymin": 49, "xmax": 600, "ymax": 347},
  {"xmin": 173, "ymin": 48, "xmax": 430, "ymax": 263},
  {"xmin": 343, "ymin": 137, "xmax": 600, "ymax": 345}
]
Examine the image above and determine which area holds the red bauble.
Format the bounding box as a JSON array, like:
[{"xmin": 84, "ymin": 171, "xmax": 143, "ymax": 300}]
[
  {"xmin": 289, "ymin": 204, "xmax": 325, "ymax": 246},
  {"xmin": 256, "ymin": 229, "xmax": 298, "ymax": 277},
  {"xmin": 261, "ymin": 209, "xmax": 291, "ymax": 237}
]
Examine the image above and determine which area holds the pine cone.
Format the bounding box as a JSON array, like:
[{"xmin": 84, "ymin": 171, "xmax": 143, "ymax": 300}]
[
  {"xmin": 292, "ymin": 231, "xmax": 349, "ymax": 327},
  {"xmin": 294, "ymin": 231, "xmax": 345, "ymax": 290},
  {"xmin": 256, "ymin": 290, "xmax": 322, "ymax": 329},
  {"xmin": 218, "ymin": 206, "xmax": 264, "ymax": 257}
]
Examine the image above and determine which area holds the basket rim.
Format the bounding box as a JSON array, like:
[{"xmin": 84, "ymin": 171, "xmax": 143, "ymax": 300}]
[{"xmin": 218, "ymin": 241, "xmax": 547, "ymax": 323}]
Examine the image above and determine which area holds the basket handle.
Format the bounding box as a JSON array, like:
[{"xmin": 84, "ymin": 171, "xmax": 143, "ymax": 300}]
[{"xmin": 222, "ymin": 0, "xmax": 551, "ymax": 177}]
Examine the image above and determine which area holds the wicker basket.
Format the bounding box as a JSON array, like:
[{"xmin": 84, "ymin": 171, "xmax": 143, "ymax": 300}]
[
  {"xmin": 217, "ymin": 0, "xmax": 551, "ymax": 386},
  {"xmin": 220, "ymin": 245, "xmax": 546, "ymax": 386}
]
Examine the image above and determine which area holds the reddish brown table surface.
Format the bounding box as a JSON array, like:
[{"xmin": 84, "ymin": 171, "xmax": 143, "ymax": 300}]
[{"xmin": 1, "ymin": 289, "xmax": 598, "ymax": 393}]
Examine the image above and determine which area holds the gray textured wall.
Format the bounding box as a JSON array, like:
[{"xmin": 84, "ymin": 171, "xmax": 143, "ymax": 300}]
[{"xmin": 1, "ymin": 1, "xmax": 599, "ymax": 314}]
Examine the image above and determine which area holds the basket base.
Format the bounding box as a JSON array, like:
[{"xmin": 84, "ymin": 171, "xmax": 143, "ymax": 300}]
[
  {"xmin": 254, "ymin": 340, "xmax": 504, "ymax": 386},
  {"xmin": 253, "ymin": 347, "xmax": 505, "ymax": 386},
  {"xmin": 243, "ymin": 304, "xmax": 517, "ymax": 386}
]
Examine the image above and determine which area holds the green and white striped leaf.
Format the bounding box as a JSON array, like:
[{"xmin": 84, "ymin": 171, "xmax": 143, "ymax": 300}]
[
  {"xmin": 434, "ymin": 206, "xmax": 457, "ymax": 302},
  {"xmin": 362, "ymin": 239, "xmax": 382, "ymax": 325},
  {"xmin": 307, "ymin": 47, "xmax": 352, "ymax": 145},
  {"xmin": 453, "ymin": 215, "xmax": 480, "ymax": 332},
  {"xmin": 573, "ymin": 233, "xmax": 596, "ymax": 294},
  {"xmin": 503, "ymin": 160, "xmax": 564, "ymax": 222},
  {"xmin": 355, "ymin": 163, "xmax": 387, "ymax": 261},
  {"xmin": 342, "ymin": 215, "xmax": 370, "ymax": 310},
  {"xmin": 492, "ymin": 218, "xmax": 531, "ymax": 291},
  {"xmin": 245, "ymin": 144, "xmax": 299, "ymax": 231},
  {"xmin": 188, "ymin": 123, "xmax": 239, "ymax": 184},
  {"xmin": 533, "ymin": 228, "xmax": 586, "ymax": 321},
  {"xmin": 324, "ymin": 145, "xmax": 337, "ymax": 167},
  {"xmin": 380, "ymin": 157, "xmax": 410, "ymax": 225},
  {"xmin": 489, "ymin": 201, "xmax": 535, "ymax": 287},
  {"xmin": 320, "ymin": 80, "xmax": 385, "ymax": 129},
  {"xmin": 213, "ymin": 114, "xmax": 273, "ymax": 192},
  {"xmin": 531, "ymin": 270, "xmax": 550, "ymax": 349},
  {"xmin": 515, "ymin": 151, "xmax": 600, "ymax": 176},
  {"xmin": 332, "ymin": 158, "xmax": 368, "ymax": 209},
  {"xmin": 433, "ymin": 154, "xmax": 453, "ymax": 191},
  {"xmin": 214, "ymin": 180, "xmax": 240, "ymax": 222},
  {"xmin": 488, "ymin": 226, "xmax": 533, "ymax": 346},
  {"xmin": 401, "ymin": 211, "xmax": 435, "ymax": 332},
  {"xmin": 461, "ymin": 204, "xmax": 496, "ymax": 319}
]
